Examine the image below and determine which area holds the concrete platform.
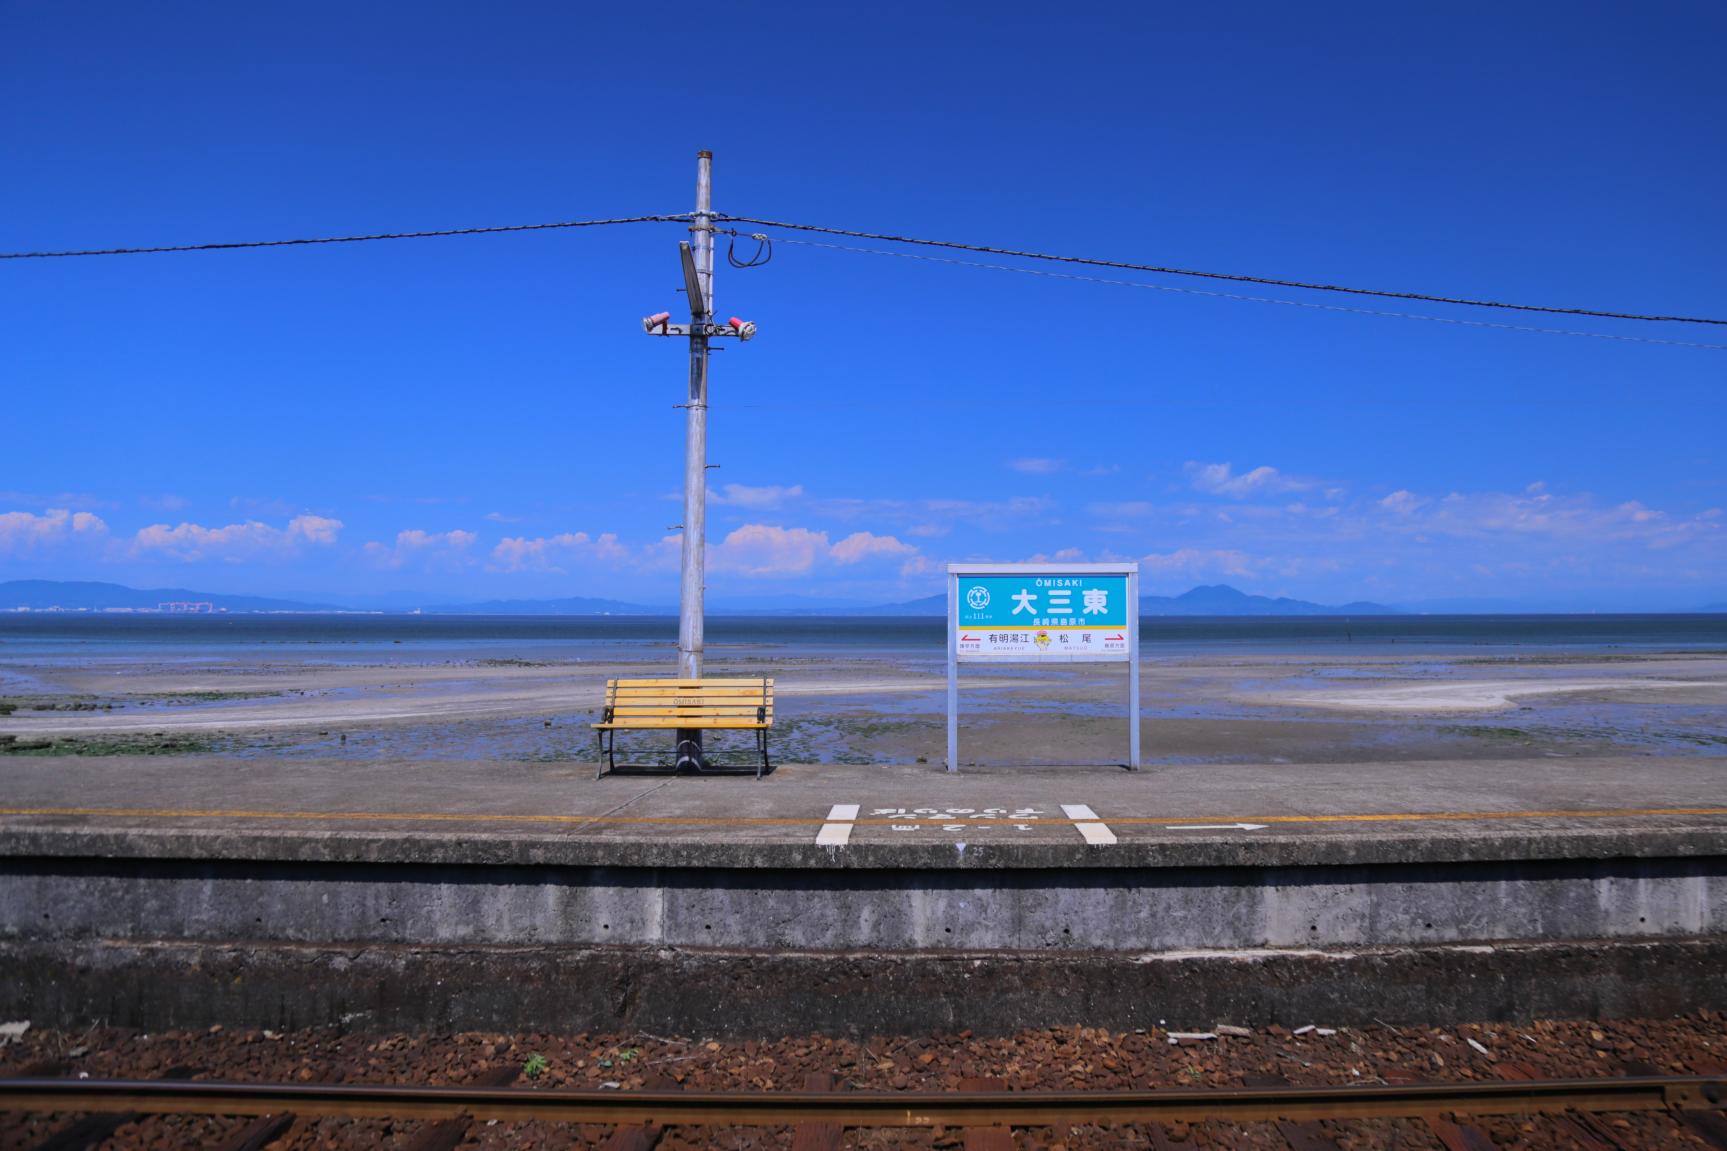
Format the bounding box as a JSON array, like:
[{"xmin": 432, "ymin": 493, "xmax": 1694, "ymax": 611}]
[
  {"xmin": 2, "ymin": 754, "xmax": 1726, "ymax": 867},
  {"xmin": 3, "ymin": 754, "xmax": 1725, "ymax": 1033}
]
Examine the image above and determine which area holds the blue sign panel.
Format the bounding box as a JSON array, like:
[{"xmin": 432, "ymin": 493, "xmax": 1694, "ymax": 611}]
[{"xmin": 953, "ymin": 571, "xmax": 1131, "ymax": 662}]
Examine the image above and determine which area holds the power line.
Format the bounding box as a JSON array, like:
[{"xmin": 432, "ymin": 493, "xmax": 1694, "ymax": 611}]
[
  {"xmin": 763, "ymin": 236, "xmax": 1727, "ymax": 351},
  {"xmin": 716, "ymin": 215, "xmax": 1727, "ymax": 328},
  {"xmin": 0, "ymin": 214, "xmax": 690, "ymax": 260},
  {"xmin": 6, "ymin": 205, "xmax": 1722, "ymax": 333}
]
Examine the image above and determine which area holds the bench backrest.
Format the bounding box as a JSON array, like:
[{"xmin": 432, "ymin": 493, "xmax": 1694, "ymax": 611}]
[{"xmin": 602, "ymin": 677, "xmax": 773, "ymax": 725}]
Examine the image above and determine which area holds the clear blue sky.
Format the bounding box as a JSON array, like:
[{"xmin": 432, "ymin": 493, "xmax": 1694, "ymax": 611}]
[{"xmin": 3, "ymin": 1, "xmax": 1723, "ymax": 609}]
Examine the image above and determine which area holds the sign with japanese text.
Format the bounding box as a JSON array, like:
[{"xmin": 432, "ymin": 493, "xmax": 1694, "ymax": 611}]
[{"xmin": 950, "ymin": 566, "xmax": 1135, "ymax": 663}]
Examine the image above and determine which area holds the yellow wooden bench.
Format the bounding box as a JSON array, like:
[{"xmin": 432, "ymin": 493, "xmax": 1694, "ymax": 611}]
[{"xmin": 592, "ymin": 677, "xmax": 774, "ymax": 779}]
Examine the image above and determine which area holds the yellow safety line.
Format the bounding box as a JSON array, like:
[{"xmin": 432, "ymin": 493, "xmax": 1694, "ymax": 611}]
[{"xmin": 1, "ymin": 805, "xmax": 1726, "ymax": 828}]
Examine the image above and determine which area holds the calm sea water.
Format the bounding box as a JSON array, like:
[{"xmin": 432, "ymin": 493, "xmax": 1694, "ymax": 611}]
[{"xmin": 1, "ymin": 613, "xmax": 1724, "ymax": 662}]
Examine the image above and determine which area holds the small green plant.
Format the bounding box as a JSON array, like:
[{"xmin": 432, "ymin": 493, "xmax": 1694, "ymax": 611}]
[
  {"xmin": 618, "ymin": 1047, "xmax": 641, "ymax": 1063},
  {"xmin": 522, "ymin": 1053, "xmax": 549, "ymax": 1080}
]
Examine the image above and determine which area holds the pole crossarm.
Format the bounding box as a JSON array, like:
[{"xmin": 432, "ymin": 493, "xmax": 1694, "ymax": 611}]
[{"xmin": 642, "ymin": 321, "xmax": 756, "ymax": 339}]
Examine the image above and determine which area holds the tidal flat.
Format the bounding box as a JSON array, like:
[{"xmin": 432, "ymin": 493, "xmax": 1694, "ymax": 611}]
[{"xmin": 2, "ymin": 617, "xmax": 1724, "ymax": 766}]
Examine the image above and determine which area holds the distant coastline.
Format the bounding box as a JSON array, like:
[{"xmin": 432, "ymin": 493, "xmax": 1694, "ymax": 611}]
[{"xmin": 3, "ymin": 578, "xmax": 1722, "ymax": 618}]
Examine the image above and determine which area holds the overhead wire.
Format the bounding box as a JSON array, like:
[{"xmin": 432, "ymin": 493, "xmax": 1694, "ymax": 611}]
[
  {"xmin": 0, "ymin": 214, "xmax": 691, "ymax": 260},
  {"xmin": 749, "ymin": 234, "xmax": 1727, "ymax": 351},
  {"xmin": 5, "ymin": 205, "xmax": 1723, "ymax": 338},
  {"xmin": 715, "ymin": 214, "xmax": 1727, "ymax": 328}
]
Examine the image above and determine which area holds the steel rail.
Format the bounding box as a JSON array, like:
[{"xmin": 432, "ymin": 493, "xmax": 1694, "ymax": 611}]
[{"xmin": 2, "ymin": 1075, "xmax": 1722, "ymax": 1126}]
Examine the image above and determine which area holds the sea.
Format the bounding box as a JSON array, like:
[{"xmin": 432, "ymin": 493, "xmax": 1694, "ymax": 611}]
[{"xmin": 2, "ymin": 613, "xmax": 1725, "ymax": 666}]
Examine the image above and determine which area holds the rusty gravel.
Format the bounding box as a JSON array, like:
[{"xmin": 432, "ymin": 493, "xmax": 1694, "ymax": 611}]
[{"xmin": 2, "ymin": 1012, "xmax": 1723, "ymax": 1149}]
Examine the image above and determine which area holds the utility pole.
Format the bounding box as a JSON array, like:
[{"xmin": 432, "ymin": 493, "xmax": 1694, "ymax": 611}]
[{"xmin": 641, "ymin": 150, "xmax": 756, "ymax": 771}]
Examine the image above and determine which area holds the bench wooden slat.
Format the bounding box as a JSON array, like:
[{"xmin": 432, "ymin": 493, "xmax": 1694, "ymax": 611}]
[
  {"xmin": 607, "ymin": 692, "xmax": 768, "ymax": 701},
  {"xmin": 604, "ymin": 718, "xmax": 773, "ymax": 725},
  {"xmin": 606, "ymin": 697, "xmax": 766, "ymax": 705},
  {"xmin": 608, "ymin": 678, "xmax": 773, "ymax": 688},
  {"xmin": 604, "ymin": 698, "xmax": 773, "ymax": 708},
  {"xmin": 605, "ymin": 688, "xmax": 769, "ymax": 697},
  {"xmin": 599, "ymin": 715, "xmax": 770, "ymax": 722}
]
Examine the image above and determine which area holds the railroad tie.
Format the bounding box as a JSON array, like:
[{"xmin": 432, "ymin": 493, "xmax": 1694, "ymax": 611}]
[
  {"xmin": 599, "ymin": 1123, "xmax": 665, "ymax": 1151},
  {"xmin": 211, "ymin": 1112, "xmax": 296, "ymax": 1151},
  {"xmin": 402, "ymin": 1064, "xmax": 521, "ymax": 1151},
  {"xmin": 790, "ymin": 1072, "xmax": 843, "ymax": 1151},
  {"xmin": 1671, "ymin": 1059, "xmax": 1727, "ymax": 1151},
  {"xmin": 26, "ymin": 1065, "xmax": 197, "ymax": 1151},
  {"xmin": 1624, "ymin": 1057, "xmax": 1727, "ymax": 1151},
  {"xmin": 957, "ymin": 1077, "xmax": 1012, "ymax": 1151},
  {"xmin": 1425, "ymin": 1114, "xmax": 1499, "ymax": 1151},
  {"xmin": 1496, "ymin": 1060, "xmax": 1620, "ymax": 1151},
  {"xmin": 1241, "ymin": 1074, "xmax": 1343, "ymax": 1151}
]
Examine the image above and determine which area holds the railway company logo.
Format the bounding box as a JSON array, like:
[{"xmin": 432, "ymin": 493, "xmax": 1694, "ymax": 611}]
[{"xmin": 965, "ymin": 585, "xmax": 991, "ymax": 610}]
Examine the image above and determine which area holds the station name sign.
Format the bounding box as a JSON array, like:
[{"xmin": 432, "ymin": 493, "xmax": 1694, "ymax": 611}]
[{"xmin": 949, "ymin": 564, "xmax": 1137, "ymax": 663}]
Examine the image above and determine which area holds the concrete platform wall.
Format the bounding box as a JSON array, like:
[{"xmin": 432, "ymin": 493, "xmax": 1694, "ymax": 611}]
[
  {"xmin": 4, "ymin": 855, "xmax": 1723, "ymax": 952},
  {"xmin": 7, "ymin": 938, "xmax": 1726, "ymax": 1036}
]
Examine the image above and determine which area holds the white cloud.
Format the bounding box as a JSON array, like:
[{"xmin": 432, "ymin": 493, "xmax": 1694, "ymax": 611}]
[
  {"xmin": 1009, "ymin": 457, "xmax": 1064, "ymax": 475},
  {"xmin": 1186, "ymin": 461, "xmax": 1321, "ymax": 498},
  {"xmin": 711, "ymin": 483, "xmax": 803, "ymax": 509},
  {"xmin": 228, "ymin": 496, "xmax": 299, "ymax": 517},
  {"xmin": 1141, "ymin": 547, "xmax": 1260, "ymax": 577},
  {"xmin": 708, "ymin": 524, "xmax": 923, "ymax": 577},
  {"xmin": 0, "ymin": 508, "xmax": 109, "ymax": 554},
  {"xmin": 709, "ymin": 524, "xmax": 830, "ymax": 576},
  {"xmin": 363, "ymin": 528, "xmax": 476, "ymax": 569},
  {"xmin": 1379, "ymin": 490, "xmax": 1427, "ymax": 514},
  {"xmin": 489, "ymin": 531, "xmax": 629, "ymax": 574},
  {"xmin": 812, "ymin": 494, "xmax": 1055, "ymax": 532},
  {"xmin": 289, "ymin": 514, "xmax": 342, "ymax": 544},
  {"xmin": 831, "ymin": 531, "xmax": 917, "ymax": 565},
  {"xmin": 131, "ymin": 514, "xmax": 342, "ymax": 562}
]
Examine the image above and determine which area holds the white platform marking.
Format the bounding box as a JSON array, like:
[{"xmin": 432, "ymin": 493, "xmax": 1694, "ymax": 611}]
[
  {"xmin": 1061, "ymin": 803, "xmax": 1117, "ymax": 846},
  {"xmin": 816, "ymin": 803, "xmax": 861, "ymax": 846},
  {"xmin": 1166, "ymin": 822, "xmax": 1269, "ymax": 832}
]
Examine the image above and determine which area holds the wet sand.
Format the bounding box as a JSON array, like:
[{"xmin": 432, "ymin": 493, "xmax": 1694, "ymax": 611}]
[{"xmin": 2, "ymin": 644, "xmax": 1724, "ymax": 767}]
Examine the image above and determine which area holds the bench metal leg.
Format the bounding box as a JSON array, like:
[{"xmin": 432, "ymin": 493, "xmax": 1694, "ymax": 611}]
[{"xmin": 595, "ymin": 728, "xmax": 620, "ymax": 780}]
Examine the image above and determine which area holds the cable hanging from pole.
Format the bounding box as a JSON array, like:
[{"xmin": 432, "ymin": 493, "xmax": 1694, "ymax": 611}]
[
  {"xmin": 7, "ymin": 205, "xmax": 1724, "ymax": 330},
  {"xmin": 714, "ymin": 216, "xmax": 1727, "ymax": 328},
  {"xmin": 0, "ymin": 214, "xmax": 692, "ymax": 260},
  {"xmin": 757, "ymin": 234, "xmax": 1727, "ymax": 351},
  {"xmin": 725, "ymin": 230, "xmax": 772, "ymax": 268}
]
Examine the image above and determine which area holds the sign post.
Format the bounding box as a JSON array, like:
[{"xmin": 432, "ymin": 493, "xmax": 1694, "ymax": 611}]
[{"xmin": 946, "ymin": 562, "xmax": 1140, "ymax": 772}]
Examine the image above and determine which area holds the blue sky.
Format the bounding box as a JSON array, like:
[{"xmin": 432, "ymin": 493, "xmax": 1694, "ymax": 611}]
[{"xmin": 2, "ymin": 1, "xmax": 1723, "ymax": 609}]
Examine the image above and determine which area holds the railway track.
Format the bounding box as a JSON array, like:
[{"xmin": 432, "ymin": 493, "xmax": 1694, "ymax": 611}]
[{"xmin": 4, "ymin": 1072, "xmax": 1726, "ymax": 1148}]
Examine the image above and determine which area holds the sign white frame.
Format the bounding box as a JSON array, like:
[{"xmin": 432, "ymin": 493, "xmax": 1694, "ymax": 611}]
[{"xmin": 945, "ymin": 562, "xmax": 1140, "ymax": 773}]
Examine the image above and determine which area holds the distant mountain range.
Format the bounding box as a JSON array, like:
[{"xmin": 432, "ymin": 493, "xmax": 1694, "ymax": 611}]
[
  {"xmin": 6, "ymin": 579, "xmax": 1722, "ymax": 618},
  {"xmin": 421, "ymin": 595, "xmax": 661, "ymax": 616},
  {"xmin": 0, "ymin": 580, "xmax": 339, "ymax": 614},
  {"xmin": 1143, "ymin": 584, "xmax": 1399, "ymax": 616},
  {"xmin": 1, "ymin": 579, "xmax": 1396, "ymax": 616},
  {"xmin": 850, "ymin": 585, "xmax": 1398, "ymax": 617}
]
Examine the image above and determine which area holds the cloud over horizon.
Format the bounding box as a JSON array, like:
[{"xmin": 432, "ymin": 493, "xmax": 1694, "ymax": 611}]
[{"xmin": 130, "ymin": 514, "xmax": 343, "ymax": 563}]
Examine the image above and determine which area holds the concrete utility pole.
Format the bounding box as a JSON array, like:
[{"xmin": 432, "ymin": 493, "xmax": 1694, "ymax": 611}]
[
  {"xmin": 677, "ymin": 151, "xmax": 715, "ymax": 770},
  {"xmin": 641, "ymin": 150, "xmax": 756, "ymax": 771}
]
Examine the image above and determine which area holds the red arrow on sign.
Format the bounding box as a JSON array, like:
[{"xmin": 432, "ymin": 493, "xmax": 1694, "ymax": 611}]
[
  {"xmin": 1106, "ymin": 634, "xmax": 1124, "ymax": 640},
  {"xmin": 961, "ymin": 634, "xmax": 979, "ymax": 641}
]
